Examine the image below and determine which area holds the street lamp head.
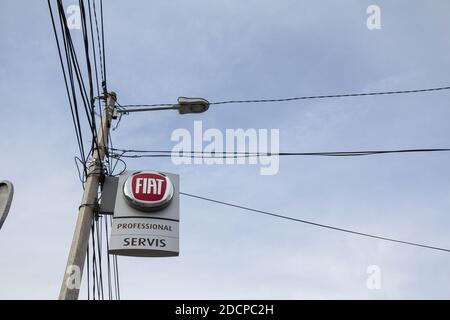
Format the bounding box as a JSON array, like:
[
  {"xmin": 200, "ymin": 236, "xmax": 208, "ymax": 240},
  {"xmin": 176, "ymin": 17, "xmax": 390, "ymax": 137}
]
[
  {"xmin": 0, "ymin": 180, "xmax": 14, "ymax": 230},
  {"xmin": 177, "ymin": 97, "xmax": 210, "ymax": 114}
]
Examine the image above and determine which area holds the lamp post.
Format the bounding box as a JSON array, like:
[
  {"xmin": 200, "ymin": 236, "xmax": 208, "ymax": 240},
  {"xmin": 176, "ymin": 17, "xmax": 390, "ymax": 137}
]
[
  {"xmin": 60, "ymin": 94, "xmax": 210, "ymax": 299},
  {"xmin": 116, "ymin": 97, "xmax": 210, "ymax": 115}
]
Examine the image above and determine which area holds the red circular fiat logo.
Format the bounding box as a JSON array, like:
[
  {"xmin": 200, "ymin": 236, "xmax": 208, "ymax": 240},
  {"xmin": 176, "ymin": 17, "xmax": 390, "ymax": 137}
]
[{"xmin": 123, "ymin": 171, "xmax": 174, "ymax": 211}]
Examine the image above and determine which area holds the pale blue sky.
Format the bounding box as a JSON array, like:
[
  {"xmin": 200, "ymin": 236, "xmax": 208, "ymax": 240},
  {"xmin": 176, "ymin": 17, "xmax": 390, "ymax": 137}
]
[{"xmin": 1, "ymin": 0, "xmax": 450, "ymax": 299}]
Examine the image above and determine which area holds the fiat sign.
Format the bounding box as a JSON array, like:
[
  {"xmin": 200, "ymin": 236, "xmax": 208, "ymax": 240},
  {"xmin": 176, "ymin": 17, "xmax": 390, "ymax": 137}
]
[
  {"xmin": 123, "ymin": 171, "xmax": 174, "ymax": 211},
  {"xmin": 108, "ymin": 170, "xmax": 180, "ymax": 257}
]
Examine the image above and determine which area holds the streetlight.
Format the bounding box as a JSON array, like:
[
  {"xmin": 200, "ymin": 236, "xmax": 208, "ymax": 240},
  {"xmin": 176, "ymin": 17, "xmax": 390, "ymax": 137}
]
[
  {"xmin": 60, "ymin": 94, "xmax": 210, "ymax": 299},
  {"xmin": 0, "ymin": 180, "xmax": 14, "ymax": 230},
  {"xmin": 177, "ymin": 97, "xmax": 209, "ymax": 114},
  {"xmin": 116, "ymin": 97, "xmax": 210, "ymax": 115}
]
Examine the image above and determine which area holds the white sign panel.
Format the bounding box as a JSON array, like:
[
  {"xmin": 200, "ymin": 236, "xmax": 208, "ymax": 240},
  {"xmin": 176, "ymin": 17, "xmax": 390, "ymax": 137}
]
[{"xmin": 108, "ymin": 171, "xmax": 179, "ymax": 257}]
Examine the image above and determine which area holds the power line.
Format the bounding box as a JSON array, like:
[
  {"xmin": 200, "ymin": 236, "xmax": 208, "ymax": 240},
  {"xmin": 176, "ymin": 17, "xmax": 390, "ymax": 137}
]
[
  {"xmin": 48, "ymin": 0, "xmax": 84, "ymax": 155},
  {"xmin": 87, "ymin": 0, "xmax": 109, "ymax": 176},
  {"xmin": 48, "ymin": 0, "xmax": 89, "ymax": 180},
  {"xmin": 49, "ymin": 0, "xmax": 119, "ymax": 300},
  {"xmin": 100, "ymin": 0, "xmax": 106, "ymax": 91},
  {"xmin": 87, "ymin": 0, "xmax": 114, "ymax": 178},
  {"xmin": 181, "ymin": 192, "xmax": 450, "ymax": 253},
  {"xmin": 57, "ymin": 1, "xmax": 95, "ymax": 132},
  {"xmin": 109, "ymin": 147, "xmax": 450, "ymax": 159},
  {"xmin": 103, "ymin": 215, "xmax": 112, "ymax": 300},
  {"xmin": 59, "ymin": 0, "xmax": 105, "ymax": 184},
  {"xmin": 119, "ymin": 85, "xmax": 450, "ymax": 108},
  {"xmin": 79, "ymin": 0, "xmax": 101, "ymax": 158},
  {"xmin": 91, "ymin": 0, "xmax": 104, "ymax": 85},
  {"xmin": 55, "ymin": 0, "xmax": 99, "ymax": 159},
  {"xmin": 95, "ymin": 217, "xmax": 105, "ymax": 300},
  {"xmin": 113, "ymin": 250, "xmax": 121, "ymax": 300},
  {"xmin": 210, "ymin": 86, "xmax": 450, "ymax": 105}
]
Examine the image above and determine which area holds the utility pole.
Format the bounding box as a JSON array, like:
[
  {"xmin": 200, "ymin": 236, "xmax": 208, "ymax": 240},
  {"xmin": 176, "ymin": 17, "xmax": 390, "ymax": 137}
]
[{"xmin": 59, "ymin": 92, "xmax": 117, "ymax": 300}]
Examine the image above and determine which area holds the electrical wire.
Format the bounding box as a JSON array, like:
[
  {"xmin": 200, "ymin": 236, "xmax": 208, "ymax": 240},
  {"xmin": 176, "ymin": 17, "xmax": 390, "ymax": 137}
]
[
  {"xmin": 95, "ymin": 217, "xmax": 105, "ymax": 300},
  {"xmin": 49, "ymin": 0, "xmax": 119, "ymax": 300},
  {"xmin": 87, "ymin": 0, "xmax": 107, "ymax": 167},
  {"xmin": 57, "ymin": 0, "xmax": 97, "ymax": 140},
  {"xmin": 48, "ymin": 0, "xmax": 88, "ymax": 180},
  {"xmin": 113, "ymin": 249, "xmax": 121, "ymax": 300},
  {"xmin": 119, "ymin": 85, "xmax": 450, "ymax": 108},
  {"xmin": 109, "ymin": 147, "xmax": 450, "ymax": 159},
  {"xmin": 80, "ymin": 2, "xmax": 100, "ymax": 159},
  {"xmin": 78, "ymin": 0, "xmax": 106, "ymax": 175},
  {"xmin": 92, "ymin": 0, "xmax": 107, "ymax": 94},
  {"xmin": 210, "ymin": 86, "xmax": 450, "ymax": 105},
  {"xmin": 100, "ymin": 0, "xmax": 107, "ymax": 93},
  {"xmin": 104, "ymin": 214, "xmax": 112, "ymax": 300},
  {"xmin": 53, "ymin": 0, "xmax": 102, "ymax": 181},
  {"xmin": 181, "ymin": 192, "xmax": 450, "ymax": 253},
  {"xmin": 90, "ymin": 220, "xmax": 99, "ymax": 299},
  {"xmin": 92, "ymin": 0, "xmax": 105, "ymax": 85}
]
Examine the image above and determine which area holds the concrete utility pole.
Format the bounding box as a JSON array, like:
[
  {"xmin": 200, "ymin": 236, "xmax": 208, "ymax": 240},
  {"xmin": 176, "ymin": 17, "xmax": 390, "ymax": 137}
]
[{"xmin": 59, "ymin": 92, "xmax": 117, "ymax": 300}]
